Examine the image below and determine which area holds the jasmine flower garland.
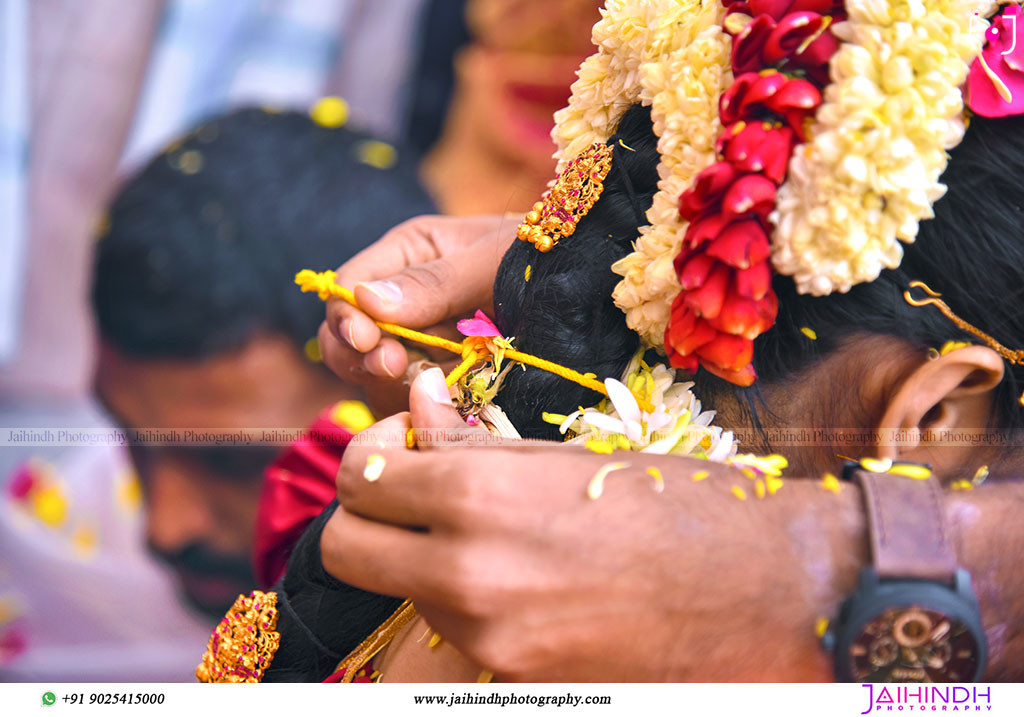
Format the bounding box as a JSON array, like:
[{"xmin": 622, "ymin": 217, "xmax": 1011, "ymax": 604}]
[
  {"xmin": 551, "ymin": 0, "xmax": 732, "ymax": 348},
  {"xmin": 771, "ymin": 0, "xmax": 998, "ymax": 296}
]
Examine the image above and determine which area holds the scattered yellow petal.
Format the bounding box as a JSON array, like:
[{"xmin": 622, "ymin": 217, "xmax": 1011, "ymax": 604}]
[
  {"xmin": 887, "ymin": 463, "xmax": 932, "ymax": 480},
  {"xmin": 646, "ymin": 467, "xmax": 664, "ymax": 493},
  {"xmin": 477, "ymin": 670, "xmax": 494, "ymax": 684},
  {"xmin": 584, "ymin": 438, "xmax": 615, "ymax": 455},
  {"xmin": 723, "ymin": 11, "xmax": 753, "ymax": 34},
  {"xmin": 0, "ymin": 596, "xmax": 22, "ymax": 624},
  {"xmin": 355, "ymin": 140, "xmax": 397, "ymax": 169},
  {"xmin": 405, "ymin": 428, "xmax": 417, "ymax": 449},
  {"xmin": 765, "ymin": 475, "xmax": 784, "ymax": 495},
  {"xmin": 310, "ymin": 96, "xmax": 349, "ymax": 128},
  {"xmin": 72, "ymin": 524, "xmax": 98, "ymax": 558},
  {"xmin": 940, "ymin": 340, "xmax": 971, "ymax": 355},
  {"xmin": 32, "ymin": 485, "xmax": 68, "ymax": 527},
  {"xmin": 755, "ymin": 479, "xmax": 766, "ymax": 499},
  {"xmin": 691, "ymin": 470, "xmax": 709, "ymax": 482},
  {"xmin": 176, "ymin": 149, "xmax": 203, "ymax": 175},
  {"xmin": 618, "ymin": 139, "xmax": 636, "ymax": 152},
  {"xmin": 821, "ymin": 473, "xmax": 841, "ymax": 494},
  {"xmin": 731, "ymin": 485, "xmax": 747, "ymax": 501},
  {"xmin": 428, "ymin": 632, "xmax": 443, "ymax": 649},
  {"xmin": 587, "ymin": 462, "xmax": 630, "ymax": 500},
  {"xmin": 800, "ymin": 327, "xmax": 817, "ymax": 340},
  {"xmin": 951, "ymin": 479, "xmax": 974, "ymax": 491},
  {"xmin": 926, "ymin": 347, "xmax": 940, "ymax": 360},
  {"xmin": 860, "ymin": 457, "xmax": 893, "ymax": 474},
  {"xmin": 303, "ymin": 337, "xmax": 322, "ymax": 362},
  {"xmin": 370, "ymin": 670, "xmax": 382, "ymax": 681},
  {"xmin": 524, "ymin": 264, "xmax": 532, "ymax": 282},
  {"xmin": 330, "ymin": 400, "xmax": 375, "ymax": 433},
  {"xmin": 115, "ymin": 469, "xmax": 142, "ymax": 513},
  {"xmin": 93, "ymin": 213, "xmax": 111, "ymax": 241},
  {"xmin": 363, "ymin": 454, "xmax": 386, "ymax": 482},
  {"xmin": 972, "ymin": 465, "xmax": 989, "ymax": 486},
  {"xmin": 542, "ymin": 412, "xmax": 567, "ymax": 425},
  {"xmin": 815, "ymin": 617, "xmax": 830, "ymax": 638}
]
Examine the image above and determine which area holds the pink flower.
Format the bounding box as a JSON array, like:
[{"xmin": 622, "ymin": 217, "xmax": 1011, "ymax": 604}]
[
  {"xmin": 967, "ymin": 4, "xmax": 1024, "ymax": 118},
  {"xmin": 456, "ymin": 310, "xmax": 502, "ymax": 337}
]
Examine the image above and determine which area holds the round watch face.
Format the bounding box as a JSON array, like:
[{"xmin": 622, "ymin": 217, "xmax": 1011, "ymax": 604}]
[{"xmin": 848, "ymin": 605, "xmax": 981, "ymax": 682}]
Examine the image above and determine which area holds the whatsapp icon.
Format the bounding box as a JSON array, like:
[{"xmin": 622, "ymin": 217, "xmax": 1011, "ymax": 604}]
[{"xmin": 42, "ymin": 691, "xmax": 56, "ymax": 706}]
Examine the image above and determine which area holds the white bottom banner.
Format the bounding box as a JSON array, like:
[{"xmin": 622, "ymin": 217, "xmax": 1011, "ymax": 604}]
[{"xmin": 0, "ymin": 683, "xmax": 1016, "ymax": 717}]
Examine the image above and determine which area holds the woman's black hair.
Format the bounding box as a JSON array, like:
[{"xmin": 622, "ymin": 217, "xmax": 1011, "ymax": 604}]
[
  {"xmin": 493, "ymin": 105, "xmax": 658, "ymax": 437},
  {"xmin": 492, "ymin": 104, "xmax": 1024, "ymax": 440}
]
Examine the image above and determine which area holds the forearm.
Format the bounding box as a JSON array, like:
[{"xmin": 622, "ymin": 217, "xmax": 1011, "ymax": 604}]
[
  {"xmin": 707, "ymin": 474, "xmax": 1023, "ymax": 681},
  {"xmin": 949, "ymin": 481, "xmax": 1024, "ymax": 680}
]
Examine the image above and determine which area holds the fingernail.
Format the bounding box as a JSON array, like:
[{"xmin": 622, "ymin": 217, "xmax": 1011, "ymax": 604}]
[
  {"xmin": 419, "ymin": 367, "xmax": 452, "ymax": 405},
  {"xmin": 340, "ymin": 319, "xmax": 357, "ymax": 349},
  {"xmin": 359, "ymin": 280, "xmax": 403, "ymax": 305}
]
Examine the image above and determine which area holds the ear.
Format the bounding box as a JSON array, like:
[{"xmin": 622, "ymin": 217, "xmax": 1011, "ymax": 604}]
[{"xmin": 876, "ymin": 345, "xmax": 1004, "ymax": 478}]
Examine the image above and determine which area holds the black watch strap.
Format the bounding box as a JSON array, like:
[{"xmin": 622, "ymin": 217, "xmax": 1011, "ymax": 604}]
[{"xmin": 854, "ymin": 468, "xmax": 957, "ymax": 582}]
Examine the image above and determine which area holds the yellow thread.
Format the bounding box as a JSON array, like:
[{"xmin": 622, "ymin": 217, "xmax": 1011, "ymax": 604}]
[{"xmin": 296, "ymin": 270, "xmax": 654, "ymax": 411}]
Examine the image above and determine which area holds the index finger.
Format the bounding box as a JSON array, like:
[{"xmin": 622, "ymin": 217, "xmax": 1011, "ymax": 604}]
[{"xmin": 326, "ymin": 214, "xmax": 507, "ymax": 352}]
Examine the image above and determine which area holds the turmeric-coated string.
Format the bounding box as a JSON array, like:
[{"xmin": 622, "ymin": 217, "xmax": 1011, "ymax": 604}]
[{"xmin": 296, "ymin": 270, "xmax": 654, "ymax": 411}]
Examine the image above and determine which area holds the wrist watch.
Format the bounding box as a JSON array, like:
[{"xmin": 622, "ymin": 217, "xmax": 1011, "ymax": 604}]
[{"xmin": 822, "ymin": 462, "xmax": 987, "ymax": 682}]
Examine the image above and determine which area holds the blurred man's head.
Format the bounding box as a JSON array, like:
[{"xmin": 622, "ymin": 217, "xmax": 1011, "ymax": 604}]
[{"xmin": 92, "ymin": 108, "xmax": 436, "ymax": 616}]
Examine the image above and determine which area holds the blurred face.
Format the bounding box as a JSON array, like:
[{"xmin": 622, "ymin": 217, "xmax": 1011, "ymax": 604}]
[{"xmin": 95, "ymin": 334, "xmax": 355, "ymax": 617}]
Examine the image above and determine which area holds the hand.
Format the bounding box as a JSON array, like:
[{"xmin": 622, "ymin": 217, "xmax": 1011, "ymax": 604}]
[
  {"xmin": 323, "ymin": 369, "xmax": 869, "ymax": 681},
  {"xmin": 318, "ymin": 214, "xmax": 515, "ymax": 414}
]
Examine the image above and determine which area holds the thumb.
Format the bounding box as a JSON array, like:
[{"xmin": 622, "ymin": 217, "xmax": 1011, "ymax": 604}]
[
  {"xmin": 353, "ymin": 236, "xmax": 500, "ymax": 328},
  {"xmin": 409, "ymin": 367, "xmax": 486, "ymax": 449}
]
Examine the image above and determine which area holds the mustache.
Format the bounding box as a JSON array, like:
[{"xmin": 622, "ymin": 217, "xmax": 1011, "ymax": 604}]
[{"xmin": 150, "ymin": 542, "xmax": 256, "ymax": 585}]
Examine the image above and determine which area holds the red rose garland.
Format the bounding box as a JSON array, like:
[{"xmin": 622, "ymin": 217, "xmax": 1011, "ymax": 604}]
[{"xmin": 665, "ymin": 0, "xmax": 843, "ymax": 385}]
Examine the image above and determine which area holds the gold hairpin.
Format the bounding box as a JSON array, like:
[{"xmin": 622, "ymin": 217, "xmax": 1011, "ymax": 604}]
[
  {"xmin": 904, "ymin": 280, "xmax": 1024, "ymax": 405},
  {"xmin": 517, "ymin": 142, "xmax": 613, "ymax": 252}
]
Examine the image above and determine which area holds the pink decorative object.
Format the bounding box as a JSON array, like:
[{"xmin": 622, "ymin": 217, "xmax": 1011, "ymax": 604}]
[
  {"xmin": 967, "ymin": 4, "xmax": 1024, "ymax": 118},
  {"xmin": 456, "ymin": 310, "xmax": 502, "ymax": 337}
]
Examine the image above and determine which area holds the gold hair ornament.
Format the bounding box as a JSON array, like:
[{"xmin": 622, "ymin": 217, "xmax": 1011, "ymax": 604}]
[
  {"xmin": 517, "ymin": 142, "xmax": 613, "ymax": 252},
  {"xmin": 903, "ymin": 280, "xmax": 1024, "ymax": 405},
  {"xmin": 196, "ymin": 591, "xmax": 280, "ymax": 682}
]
